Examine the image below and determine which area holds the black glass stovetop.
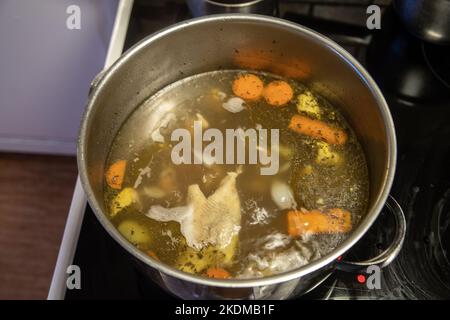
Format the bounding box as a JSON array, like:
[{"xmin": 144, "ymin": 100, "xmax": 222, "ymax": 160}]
[{"xmin": 66, "ymin": 0, "xmax": 450, "ymax": 300}]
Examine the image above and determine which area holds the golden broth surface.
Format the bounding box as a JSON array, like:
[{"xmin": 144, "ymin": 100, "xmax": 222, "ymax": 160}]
[{"xmin": 104, "ymin": 70, "xmax": 369, "ymax": 279}]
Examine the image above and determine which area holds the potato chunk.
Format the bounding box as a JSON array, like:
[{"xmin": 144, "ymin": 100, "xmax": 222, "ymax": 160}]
[
  {"xmin": 110, "ymin": 187, "xmax": 138, "ymax": 217},
  {"xmin": 316, "ymin": 141, "xmax": 341, "ymax": 165},
  {"xmin": 176, "ymin": 236, "xmax": 238, "ymax": 274},
  {"xmin": 297, "ymin": 90, "xmax": 321, "ymax": 118},
  {"xmin": 117, "ymin": 220, "xmax": 151, "ymax": 245}
]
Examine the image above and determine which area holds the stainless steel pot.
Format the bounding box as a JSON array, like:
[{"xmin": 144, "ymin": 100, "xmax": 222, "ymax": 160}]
[
  {"xmin": 78, "ymin": 14, "xmax": 405, "ymax": 299},
  {"xmin": 187, "ymin": 0, "xmax": 275, "ymax": 17}
]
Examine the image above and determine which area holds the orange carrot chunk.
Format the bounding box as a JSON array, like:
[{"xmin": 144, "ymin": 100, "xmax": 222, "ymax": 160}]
[
  {"xmin": 146, "ymin": 250, "xmax": 159, "ymax": 260},
  {"xmin": 232, "ymin": 74, "xmax": 264, "ymax": 101},
  {"xmin": 206, "ymin": 267, "xmax": 231, "ymax": 279},
  {"xmin": 288, "ymin": 115, "xmax": 347, "ymax": 145},
  {"xmin": 106, "ymin": 160, "xmax": 127, "ymax": 189},
  {"xmin": 263, "ymin": 80, "xmax": 293, "ymax": 106},
  {"xmin": 287, "ymin": 208, "xmax": 352, "ymax": 237}
]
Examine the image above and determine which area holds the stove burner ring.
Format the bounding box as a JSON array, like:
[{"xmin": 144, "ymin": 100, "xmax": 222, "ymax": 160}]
[
  {"xmin": 422, "ymin": 42, "xmax": 450, "ymax": 90},
  {"xmin": 432, "ymin": 188, "xmax": 450, "ymax": 269}
]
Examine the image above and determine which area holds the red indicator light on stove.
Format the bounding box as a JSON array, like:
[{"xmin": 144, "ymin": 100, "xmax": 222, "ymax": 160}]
[{"xmin": 357, "ymin": 274, "xmax": 366, "ymax": 283}]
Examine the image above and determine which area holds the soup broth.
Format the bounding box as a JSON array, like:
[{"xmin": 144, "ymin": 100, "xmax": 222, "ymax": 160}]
[{"xmin": 104, "ymin": 70, "xmax": 369, "ymax": 279}]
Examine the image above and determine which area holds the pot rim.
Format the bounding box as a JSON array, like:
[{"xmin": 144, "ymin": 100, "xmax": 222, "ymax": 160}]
[
  {"xmin": 204, "ymin": 0, "xmax": 268, "ymax": 9},
  {"xmin": 78, "ymin": 13, "xmax": 397, "ymax": 288}
]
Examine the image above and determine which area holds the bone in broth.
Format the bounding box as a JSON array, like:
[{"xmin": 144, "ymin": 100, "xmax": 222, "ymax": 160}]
[{"xmin": 104, "ymin": 70, "xmax": 369, "ymax": 279}]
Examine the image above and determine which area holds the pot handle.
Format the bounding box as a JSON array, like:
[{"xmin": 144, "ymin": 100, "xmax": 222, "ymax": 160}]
[{"xmin": 336, "ymin": 195, "xmax": 406, "ymax": 272}]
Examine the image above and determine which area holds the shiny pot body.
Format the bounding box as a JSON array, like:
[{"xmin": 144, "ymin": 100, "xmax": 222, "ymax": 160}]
[
  {"xmin": 78, "ymin": 15, "xmax": 397, "ymax": 299},
  {"xmin": 187, "ymin": 0, "xmax": 275, "ymax": 17}
]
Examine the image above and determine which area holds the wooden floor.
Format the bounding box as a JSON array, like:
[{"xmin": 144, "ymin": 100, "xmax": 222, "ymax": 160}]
[{"xmin": 0, "ymin": 153, "xmax": 78, "ymax": 299}]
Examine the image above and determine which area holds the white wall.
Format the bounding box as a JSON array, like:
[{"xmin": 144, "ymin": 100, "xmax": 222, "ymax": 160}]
[{"xmin": 0, "ymin": 0, "xmax": 118, "ymax": 155}]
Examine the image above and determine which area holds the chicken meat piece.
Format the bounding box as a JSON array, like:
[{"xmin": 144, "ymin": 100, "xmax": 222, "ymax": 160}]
[{"xmin": 146, "ymin": 168, "xmax": 242, "ymax": 250}]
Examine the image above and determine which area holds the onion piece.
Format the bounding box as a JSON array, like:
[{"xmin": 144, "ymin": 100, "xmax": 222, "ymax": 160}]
[
  {"xmin": 150, "ymin": 113, "xmax": 176, "ymax": 143},
  {"xmin": 222, "ymin": 97, "xmax": 245, "ymax": 113},
  {"xmin": 143, "ymin": 186, "xmax": 166, "ymax": 199},
  {"xmin": 146, "ymin": 205, "xmax": 192, "ymax": 223},
  {"xmin": 271, "ymin": 180, "xmax": 297, "ymax": 210}
]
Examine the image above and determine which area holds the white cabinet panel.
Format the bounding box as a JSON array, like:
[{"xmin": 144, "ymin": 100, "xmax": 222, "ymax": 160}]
[{"xmin": 0, "ymin": 0, "xmax": 118, "ymax": 154}]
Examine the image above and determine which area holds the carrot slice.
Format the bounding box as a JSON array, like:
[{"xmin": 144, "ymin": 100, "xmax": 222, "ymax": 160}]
[
  {"xmin": 106, "ymin": 160, "xmax": 127, "ymax": 189},
  {"xmin": 146, "ymin": 250, "xmax": 159, "ymax": 260},
  {"xmin": 206, "ymin": 267, "xmax": 231, "ymax": 279},
  {"xmin": 287, "ymin": 208, "xmax": 352, "ymax": 237},
  {"xmin": 288, "ymin": 115, "xmax": 347, "ymax": 145},
  {"xmin": 263, "ymin": 80, "xmax": 293, "ymax": 106},
  {"xmin": 232, "ymin": 74, "xmax": 264, "ymax": 101}
]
